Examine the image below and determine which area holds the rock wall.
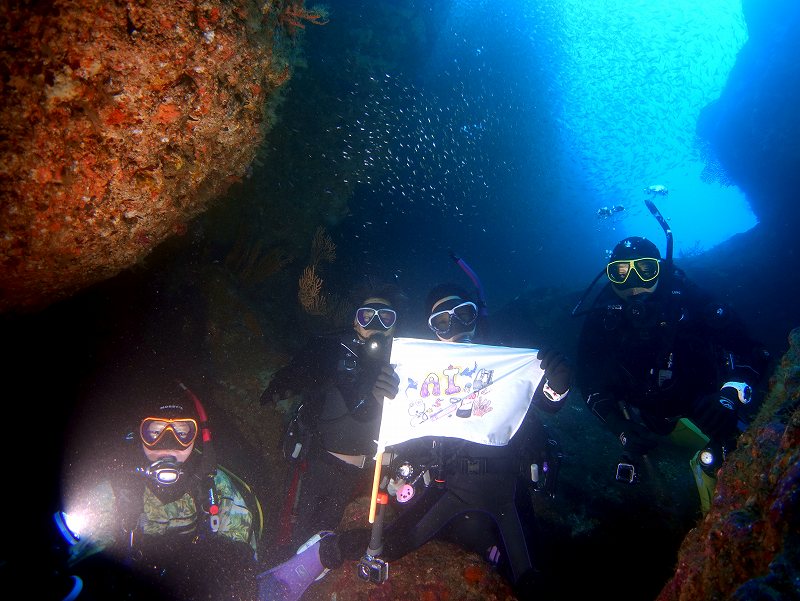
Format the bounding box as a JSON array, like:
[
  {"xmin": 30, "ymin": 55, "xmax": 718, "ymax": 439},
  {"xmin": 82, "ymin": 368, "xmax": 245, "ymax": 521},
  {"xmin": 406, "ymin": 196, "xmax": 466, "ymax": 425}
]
[
  {"xmin": 0, "ymin": 0, "xmax": 296, "ymax": 313},
  {"xmin": 657, "ymin": 328, "xmax": 800, "ymax": 600},
  {"xmin": 697, "ymin": 0, "xmax": 800, "ymax": 229}
]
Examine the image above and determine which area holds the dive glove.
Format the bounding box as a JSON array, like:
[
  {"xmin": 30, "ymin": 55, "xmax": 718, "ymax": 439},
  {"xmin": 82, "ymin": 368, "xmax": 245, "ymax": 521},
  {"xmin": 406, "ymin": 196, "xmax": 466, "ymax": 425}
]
[
  {"xmin": 537, "ymin": 348, "xmax": 571, "ymax": 402},
  {"xmin": 691, "ymin": 388, "xmax": 740, "ymax": 441},
  {"xmin": 260, "ymin": 371, "xmax": 294, "ymax": 405},
  {"xmin": 618, "ymin": 420, "xmax": 659, "ymax": 455},
  {"xmin": 371, "ymin": 364, "xmax": 400, "ymax": 402}
]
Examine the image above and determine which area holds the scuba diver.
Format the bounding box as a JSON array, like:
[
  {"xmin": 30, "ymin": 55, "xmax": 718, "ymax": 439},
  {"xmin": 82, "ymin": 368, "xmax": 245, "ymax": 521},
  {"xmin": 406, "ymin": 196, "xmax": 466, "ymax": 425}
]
[
  {"xmin": 573, "ymin": 200, "xmax": 771, "ymax": 513},
  {"xmin": 258, "ymin": 283, "xmax": 404, "ymax": 553},
  {"xmin": 645, "ymin": 184, "xmax": 669, "ymax": 196},
  {"xmin": 51, "ymin": 380, "xmax": 262, "ymax": 600},
  {"xmin": 366, "ymin": 282, "xmax": 571, "ymax": 594},
  {"xmin": 258, "ymin": 262, "xmax": 571, "ymax": 601}
]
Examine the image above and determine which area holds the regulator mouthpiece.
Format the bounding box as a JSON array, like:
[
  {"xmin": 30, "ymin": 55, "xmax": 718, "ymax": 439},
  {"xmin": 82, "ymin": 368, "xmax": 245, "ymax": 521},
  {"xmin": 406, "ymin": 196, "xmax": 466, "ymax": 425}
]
[{"xmin": 137, "ymin": 456, "xmax": 184, "ymax": 485}]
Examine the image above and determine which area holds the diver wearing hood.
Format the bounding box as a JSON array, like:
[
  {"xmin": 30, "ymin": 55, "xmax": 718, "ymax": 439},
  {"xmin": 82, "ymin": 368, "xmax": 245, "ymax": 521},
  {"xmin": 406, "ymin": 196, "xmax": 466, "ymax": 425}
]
[
  {"xmin": 425, "ymin": 283, "xmax": 482, "ymax": 343},
  {"xmin": 364, "ymin": 284, "xmax": 571, "ymax": 593},
  {"xmin": 576, "ymin": 235, "xmax": 770, "ymax": 513},
  {"xmin": 56, "ymin": 380, "xmax": 261, "ymax": 600},
  {"xmin": 259, "ymin": 284, "xmax": 404, "ymax": 553},
  {"xmin": 258, "ymin": 279, "xmax": 572, "ymax": 601},
  {"xmin": 135, "ymin": 400, "xmax": 204, "ymax": 504}
]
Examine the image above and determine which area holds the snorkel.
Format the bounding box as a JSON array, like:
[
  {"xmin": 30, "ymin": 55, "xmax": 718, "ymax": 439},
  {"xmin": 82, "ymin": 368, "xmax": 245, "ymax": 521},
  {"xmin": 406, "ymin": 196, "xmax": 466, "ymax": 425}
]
[
  {"xmin": 571, "ymin": 197, "xmax": 673, "ymax": 317},
  {"xmin": 645, "ymin": 199, "xmax": 673, "ymax": 277},
  {"xmin": 449, "ymin": 249, "xmax": 489, "ymax": 318},
  {"xmin": 178, "ymin": 382, "xmax": 220, "ymax": 531},
  {"xmin": 179, "ymin": 381, "xmax": 213, "ymax": 446}
]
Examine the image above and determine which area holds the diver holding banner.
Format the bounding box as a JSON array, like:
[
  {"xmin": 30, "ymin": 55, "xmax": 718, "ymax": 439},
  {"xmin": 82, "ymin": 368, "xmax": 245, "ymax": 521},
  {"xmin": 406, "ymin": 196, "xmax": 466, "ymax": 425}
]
[
  {"xmin": 360, "ymin": 283, "xmax": 570, "ymax": 593},
  {"xmin": 258, "ymin": 264, "xmax": 572, "ymax": 601},
  {"xmin": 360, "ymin": 333, "xmax": 568, "ymax": 592}
]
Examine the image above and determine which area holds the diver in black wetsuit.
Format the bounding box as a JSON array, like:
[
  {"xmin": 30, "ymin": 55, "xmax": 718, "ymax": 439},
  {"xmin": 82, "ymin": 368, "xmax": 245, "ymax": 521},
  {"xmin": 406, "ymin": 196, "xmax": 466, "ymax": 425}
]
[
  {"xmin": 258, "ymin": 279, "xmax": 571, "ymax": 601},
  {"xmin": 259, "ymin": 284, "xmax": 404, "ymax": 551},
  {"xmin": 370, "ymin": 283, "xmax": 572, "ymax": 593},
  {"xmin": 574, "ymin": 230, "xmax": 770, "ymax": 513}
]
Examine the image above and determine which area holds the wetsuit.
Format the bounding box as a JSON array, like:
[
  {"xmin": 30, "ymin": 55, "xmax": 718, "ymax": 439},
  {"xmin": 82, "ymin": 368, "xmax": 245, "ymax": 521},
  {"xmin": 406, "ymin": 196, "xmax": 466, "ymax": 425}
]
[
  {"xmin": 380, "ymin": 409, "xmax": 553, "ymax": 589},
  {"xmin": 577, "ymin": 267, "xmax": 769, "ymax": 454},
  {"xmin": 66, "ymin": 458, "xmax": 258, "ymax": 600},
  {"xmin": 264, "ymin": 331, "xmax": 384, "ymax": 548},
  {"xmin": 369, "ymin": 332, "xmax": 566, "ymax": 592}
]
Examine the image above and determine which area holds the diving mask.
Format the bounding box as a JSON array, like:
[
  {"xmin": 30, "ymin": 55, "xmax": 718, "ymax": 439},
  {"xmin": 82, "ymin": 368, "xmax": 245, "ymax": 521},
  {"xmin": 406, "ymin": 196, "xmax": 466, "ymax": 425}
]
[
  {"xmin": 606, "ymin": 258, "xmax": 660, "ymax": 285},
  {"xmin": 428, "ymin": 300, "xmax": 478, "ymax": 335},
  {"xmin": 355, "ymin": 305, "xmax": 397, "ymax": 330},
  {"xmin": 140, "ymin": 417, "xmax": 198, "ymax": 449}
]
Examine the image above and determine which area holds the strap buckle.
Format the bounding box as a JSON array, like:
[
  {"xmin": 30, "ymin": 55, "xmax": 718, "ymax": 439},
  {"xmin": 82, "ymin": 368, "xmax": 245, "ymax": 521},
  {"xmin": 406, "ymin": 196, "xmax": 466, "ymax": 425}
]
[{"xmin": 461, "ymin": 457, "xmax": 487, "ymax": 475}]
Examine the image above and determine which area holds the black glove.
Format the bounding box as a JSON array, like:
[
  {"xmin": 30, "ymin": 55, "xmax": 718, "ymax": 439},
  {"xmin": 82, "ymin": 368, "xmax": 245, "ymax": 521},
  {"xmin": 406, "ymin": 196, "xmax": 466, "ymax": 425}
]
[
  {"xmin": 691, "ymin": 389, "xmax": 739, "ymax": 441},
  {"xmin": 371, "ymin": 364, "xmax": 400, "ymax": 403},
  {"xmin": 260, "ymin": 371, "xmax": 293, "ymax": 405},
  {"xmin": 586, "ymin": 392, "xmax": 615, "ymax": 421},
  {"xmin": 537, "ymin": 349, "xmax": 572, "ymax": 400},
  {"xmin": 351, "ymin": 364, "xmax": 399, "ymax": 420}
]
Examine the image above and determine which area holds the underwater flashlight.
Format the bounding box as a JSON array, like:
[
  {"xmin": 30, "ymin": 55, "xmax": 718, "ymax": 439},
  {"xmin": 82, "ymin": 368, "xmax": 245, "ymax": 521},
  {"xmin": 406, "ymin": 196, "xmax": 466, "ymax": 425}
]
[
  {"xmin": 54, "ymin": 510, "xmax": 82, "ymax": 545},
  {"xmin": 698, "ymin": 445, "xmax": 723, "ymax": 477}
]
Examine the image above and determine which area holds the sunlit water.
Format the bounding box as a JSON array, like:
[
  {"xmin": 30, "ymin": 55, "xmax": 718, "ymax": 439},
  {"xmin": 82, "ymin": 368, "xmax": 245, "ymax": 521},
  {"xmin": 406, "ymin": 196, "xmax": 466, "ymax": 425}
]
[{"xmin": 327, "ymin": 0, "xmax": 757, "ymax": 308}]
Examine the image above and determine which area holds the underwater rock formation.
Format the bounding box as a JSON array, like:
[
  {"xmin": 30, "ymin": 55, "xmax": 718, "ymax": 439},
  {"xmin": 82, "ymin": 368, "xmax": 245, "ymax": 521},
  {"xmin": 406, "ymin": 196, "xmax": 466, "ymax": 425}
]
[
  {"xmin": 657, "ymin": 327, "xmax": 800, "ymax": 601},
  {"xmin": 697, "ymin": 0, "xmax": 800, "ymax": 229},
  {"xmin": 0, "ymin": 0, "xmax": 292, "ymax": 313}
]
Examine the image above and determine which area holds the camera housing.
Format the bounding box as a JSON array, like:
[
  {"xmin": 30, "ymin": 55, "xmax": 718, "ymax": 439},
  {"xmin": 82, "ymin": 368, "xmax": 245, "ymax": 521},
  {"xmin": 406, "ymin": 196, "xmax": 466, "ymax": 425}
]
[
  {"xmin": 357, "ymin": 555, "xmax": 389, "ymax": 584},
  {"xmin": 355, "ymin": 335, "xmax": 393, "ymax": 405},
  {"xmin": 359, "ymin": 334, "xmax": 393, "ymax": 366}
]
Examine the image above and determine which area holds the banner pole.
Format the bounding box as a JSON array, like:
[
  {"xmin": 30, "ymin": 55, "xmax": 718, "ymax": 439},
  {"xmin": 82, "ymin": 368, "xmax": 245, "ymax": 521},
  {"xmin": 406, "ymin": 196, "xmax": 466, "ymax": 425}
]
[{"xmin": 368, "ymin": 451, "xmax": 383, "ymax": 523}]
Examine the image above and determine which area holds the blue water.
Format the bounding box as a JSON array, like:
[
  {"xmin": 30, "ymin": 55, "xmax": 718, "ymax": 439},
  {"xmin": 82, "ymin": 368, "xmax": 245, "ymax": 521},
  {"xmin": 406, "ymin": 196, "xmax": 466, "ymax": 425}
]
[{"xmin": 320, "ymin": 0, "xmax": 758, "ymax": 312}]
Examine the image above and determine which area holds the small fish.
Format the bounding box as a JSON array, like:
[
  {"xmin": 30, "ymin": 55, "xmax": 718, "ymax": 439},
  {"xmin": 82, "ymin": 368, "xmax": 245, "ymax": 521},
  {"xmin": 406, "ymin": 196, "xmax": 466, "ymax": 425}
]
[{"xmin": 645, "ymin": 184, "xmax": 669, "ymax": 196}]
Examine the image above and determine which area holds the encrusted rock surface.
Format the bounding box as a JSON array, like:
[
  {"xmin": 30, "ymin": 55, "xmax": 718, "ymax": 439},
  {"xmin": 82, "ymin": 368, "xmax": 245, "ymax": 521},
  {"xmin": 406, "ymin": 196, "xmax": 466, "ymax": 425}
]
[
  {"xmin": 0, "ymin": 0, "xmax": 291, "ymax": 313},
  {"xmin": 657, "ymin": 327, "xmax": 800, "ymax": 601}
]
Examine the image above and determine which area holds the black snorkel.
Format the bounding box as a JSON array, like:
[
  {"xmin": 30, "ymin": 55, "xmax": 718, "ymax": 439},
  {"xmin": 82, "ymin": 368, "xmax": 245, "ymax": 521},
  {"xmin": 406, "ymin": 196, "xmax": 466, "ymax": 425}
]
[
  {"xmin": 644, "ymin": 199, "xmax": 673, "ymax": 279},
  {"xmin": 571, "ymin": 198, "xmax": 673, "ymax": 317}
]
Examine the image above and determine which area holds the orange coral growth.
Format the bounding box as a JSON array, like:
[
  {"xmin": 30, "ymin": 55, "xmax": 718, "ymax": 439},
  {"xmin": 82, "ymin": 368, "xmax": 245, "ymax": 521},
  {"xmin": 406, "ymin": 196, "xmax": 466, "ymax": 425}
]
[
  {"xmin": 0, "ymin": 0, "xmax": 290, "ymax": 313},
  {"xmin": 279, "ymin": 2, "xmax": 329, "ymax": 31},
  {"xmin": 103, "ymin": 107, "xmax": 130, "ymax": 126},
  {"xmin": 298, "ymin": 264, "xmax": 327, "ymax": 316},
  {"xmin": 462, "ymin": 564, "xmax": 486, "ymax": 585},
  {"xmin": 154, "ymin": 102, "xmax": 182, "ymax": 125}
]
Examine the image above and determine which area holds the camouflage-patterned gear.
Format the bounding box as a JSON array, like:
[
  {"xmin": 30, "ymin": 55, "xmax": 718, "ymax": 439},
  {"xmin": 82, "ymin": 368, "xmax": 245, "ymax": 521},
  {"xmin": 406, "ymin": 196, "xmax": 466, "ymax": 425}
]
[{"xmin": 68, "ymin": 469, "xmax": 256, "ymax": 566}]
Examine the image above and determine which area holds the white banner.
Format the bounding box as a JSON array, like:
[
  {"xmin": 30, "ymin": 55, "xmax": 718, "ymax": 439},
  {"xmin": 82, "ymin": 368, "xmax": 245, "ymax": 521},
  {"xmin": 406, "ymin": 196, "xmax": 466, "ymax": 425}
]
[{"xmin": 376, "ymin": 338, "xmax": 544, "ymax": 452}]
